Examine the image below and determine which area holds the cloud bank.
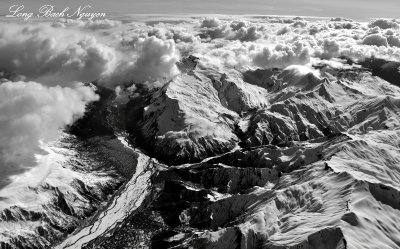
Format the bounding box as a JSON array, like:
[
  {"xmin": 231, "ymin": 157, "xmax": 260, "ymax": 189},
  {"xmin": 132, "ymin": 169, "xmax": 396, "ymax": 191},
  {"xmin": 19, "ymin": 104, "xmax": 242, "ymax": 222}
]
[
  {"xmin": 109, "ymin": 36, "xmax": 180, "ymax": 84},
  {"xmin": 0, "ymin": 24, "xmax": 117, "ymax": 85},
  {"xmin": 0, "ymin": 22, "xmax": 181, "ymax": 87},
  {"xmin": 0, "ymin": 81, "xmax": 98, "ymax": 169}
]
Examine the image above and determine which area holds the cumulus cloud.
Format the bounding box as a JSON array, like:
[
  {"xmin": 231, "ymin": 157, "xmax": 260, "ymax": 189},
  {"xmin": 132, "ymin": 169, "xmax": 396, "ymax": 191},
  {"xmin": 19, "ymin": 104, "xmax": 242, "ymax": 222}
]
[
  {"xmin": 55, "ymin": 18, "xmax": 122, "ymax": 30},
  {"xmin": 330, "ymin": 17, "xmax": 354, "ymax": 22},
  {"xmin": 253, "ymin": 41, "xmax": 311, "ymax": 68},
  {"xmin": 108, "ymin": 36, "xmax": 180, "ymax": 84},
  {"xmin": 277, "ymin": 26, "xmax": 291, "ymax": 35},
  {"xmin": 51, "ymin": 18, "xmax": 122, "ymax": 31},
  {"xmin": 200, "ymin": 18, "xmax": 262, "ymax": 41},
  {"xmin": 0, "ymin": 22, "xmax": 183, "ymax": 88},
  {"xmin": 292, "ymin": 20, "xmax": 308, "ymax": 28},
  {"xmin": 387, "ymin": 35, "xmax": 400, "ymax": 48},
  {"xmin": 329, "ymin": 21, "xmax": 360, "ymax": 30},
  {"xmin": 0, "ymin": 81, "xmax": 98, "ymax": 168},
  {"xmin": 135, "ymin": 15, "xmax": 400, "ymax": 74},
  {"xmin": 147, "ymin": 26, "xmax": 200, "ymax": 44},
  {"xmin": 367, "ymin": 26, "xmax": 381, "ymax": 35},
  {"xmin": 308, "ymin": 24, "xmax": 327, "ymax": 35},
  {"xmin": 233, "ymin": 25, "xmax": 261, "ymax": 42},
  {"xmin": 362, "ymin": 34, "xmax": 389, "ymax": 47},
  {"xmin": 190, "ymin": 16, "xmax": 400, "ymax": 71},
  {"xmin": 0, "ymin": 23, "xmax": 117, "ymax": 85},
  {"xmin": 319, "ymin": 39, "xmax": 340, "ymax": 59},
  {"xmin": 201, "ymin": 17, "xmax": 221, "ymax": 28},
  {"xmin": 192, "ymin": 40, "xmax": 252, "ymax": 70},
  {"xmin": 369, "ymin": 19, "xmax": 399, "ymax": 30},
  {"xmin": 129, "ymin": 36, "xmax": 180, "ymax": 82}
]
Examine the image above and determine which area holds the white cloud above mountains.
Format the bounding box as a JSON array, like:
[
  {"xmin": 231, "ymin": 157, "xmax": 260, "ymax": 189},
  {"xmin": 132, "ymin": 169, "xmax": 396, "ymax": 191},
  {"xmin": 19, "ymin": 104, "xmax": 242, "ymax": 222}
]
[
  {"xmin": 0, "ymin": 81, "xmax": 98, "ymax": 167},
  {"xmin": 108, "ymin": 36, "xmax": 180, "ymax": 84},
  {"xmin": 200, "ymin": 18, "xmax": 262, "ymax": 41},
  {"xmin": 0, "ymin": 24, "xmax": 117, "ymax": 85},
  {"xmin": 190, "ymin": 17, "xmax": 400, "ymax": 70},
  {"xmin": 252, "ymin": 41, "xmax": 311, "ymax": 68},
  {"xmin": 0, "ymin": 21, "xmax": 182, "ymax": 87}
]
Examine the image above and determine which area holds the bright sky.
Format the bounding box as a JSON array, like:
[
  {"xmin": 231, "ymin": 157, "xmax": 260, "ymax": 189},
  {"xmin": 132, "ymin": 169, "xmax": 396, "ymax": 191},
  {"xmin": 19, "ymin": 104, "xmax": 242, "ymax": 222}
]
[{"xmin": 1, "ymin": 0, "xmax": 399, "ymax": 20}]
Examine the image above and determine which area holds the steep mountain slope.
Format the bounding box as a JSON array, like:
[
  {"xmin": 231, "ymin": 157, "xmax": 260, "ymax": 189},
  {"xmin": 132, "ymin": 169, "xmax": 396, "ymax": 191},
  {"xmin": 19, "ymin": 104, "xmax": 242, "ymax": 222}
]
[{"xmin": 132, "ymin": 69, "xmax": 268, "ymax": 164}]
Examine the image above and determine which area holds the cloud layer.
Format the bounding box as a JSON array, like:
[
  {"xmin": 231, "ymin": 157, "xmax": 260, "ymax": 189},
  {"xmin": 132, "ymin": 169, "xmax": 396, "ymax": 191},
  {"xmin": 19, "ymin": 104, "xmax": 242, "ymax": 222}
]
[
  {"xmin": 0, "ymin": 81, "xmax": 98, "ymax": 161},
  {"xmin": 0, "ymin": 81, "xmax": 98, "ymax": 174},
  {"xmin": 0, "ymin": 24, "xmax": 117, "ymax": 85},
  {"xmin": 3, "ymin": 17, "xmax": 400, "ymax": 87},
  {"xmin": 0, "ymin": 22, "xmax": 181, "ymax": 87}
]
